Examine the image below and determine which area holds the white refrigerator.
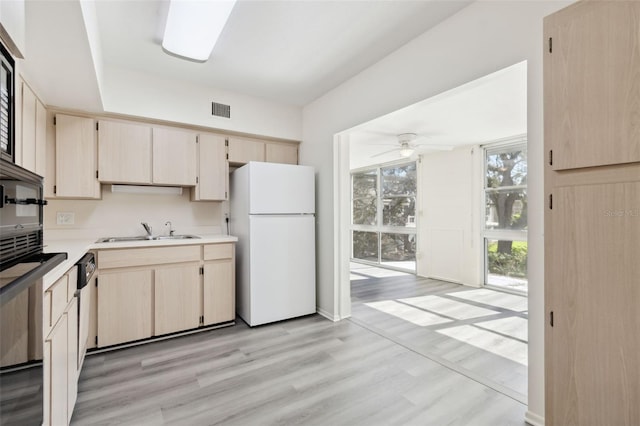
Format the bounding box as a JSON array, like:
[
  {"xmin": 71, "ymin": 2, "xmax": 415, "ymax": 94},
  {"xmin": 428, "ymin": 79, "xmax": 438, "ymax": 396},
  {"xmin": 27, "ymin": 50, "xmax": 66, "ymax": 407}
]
[{"xmin": 230, "ymin": 162, "xmax": 316, "ymax": 326}]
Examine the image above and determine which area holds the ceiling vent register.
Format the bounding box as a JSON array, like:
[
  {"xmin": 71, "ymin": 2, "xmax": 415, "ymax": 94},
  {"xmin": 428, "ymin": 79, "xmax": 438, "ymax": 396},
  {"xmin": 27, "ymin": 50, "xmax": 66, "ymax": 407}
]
[{"xmin": 212, "ymin": 102, "xmax": 231, "ymax": 119}]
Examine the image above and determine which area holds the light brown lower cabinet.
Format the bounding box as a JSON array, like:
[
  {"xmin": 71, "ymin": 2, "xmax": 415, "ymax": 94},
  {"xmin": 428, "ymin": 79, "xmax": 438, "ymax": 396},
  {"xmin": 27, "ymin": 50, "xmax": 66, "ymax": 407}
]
[
  {"xmin": 154, "ymin": 264, "xmax": 200, "ymax": 335},
  {"xmin": 97, "ymin": 269, "xmax": 153, "ymax": 347},
  {"xmin": 43, "ymin": 268, "xmax": 79, "ymax": 426},
  {"xmin": 94, "ymin": 243, "xmax": 235, "ymax": 348}
]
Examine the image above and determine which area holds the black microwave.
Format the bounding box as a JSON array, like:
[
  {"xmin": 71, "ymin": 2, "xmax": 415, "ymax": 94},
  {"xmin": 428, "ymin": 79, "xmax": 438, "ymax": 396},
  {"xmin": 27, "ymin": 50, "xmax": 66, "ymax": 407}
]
[{"xmin": 1, "ymin": 40, "xmax": 15, "ymax": 163}]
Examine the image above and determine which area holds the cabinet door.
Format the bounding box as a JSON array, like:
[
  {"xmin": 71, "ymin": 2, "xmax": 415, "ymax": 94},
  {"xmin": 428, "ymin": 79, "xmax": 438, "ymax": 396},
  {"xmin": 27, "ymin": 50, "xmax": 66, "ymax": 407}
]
[
  {"xmin": 35, "ymin": 98, "xmax": 47, "ymax": 177},
  {"xmin": 0, "ymin": 289, "xmax": 29, "ymax": 367},
  {"xmin": 98, "ymin": 120, "xmax": 152, "ymax": 184},
  {"xmin": 545, "ymin": 2, "xmax": 640, "ymax": 170},
  {"xmin": 45, "ymin": 313, "xmax": 68, "ymax": 426},
  {"xmin": 20, "ymin": 81, "xmax": 37, "ymax": 173},
  {"xmin": 152, "ymin": 127, "xmax": 197, "ymax": 185},
  {"xmin": 265, "ymin": 143, "xmax": 298, "ymax": 165},
  {"xmin": 97, "ymin": 269, "xmax": 153, "ymax": 347},
  {"xmin": 66, "ymin": 297, "xmax": 78, "ymax": 420},
  {"xmin": 228, "ymin": 136, "xmax": 265, "ymax": 164},
  {"xmin": 546, "ymin": 180, "xmax": 640, "ymax": 426},
  {"xmin": 203, "ymin": 260, "xmax": 235, "ymax": 325},
  {"xmin": 154, "ymin": 264, "xmax": 200, "ymax": 335},
  {"xmin": 55, "ymin": 114, "xmax": 100, "ymax": 198},
  {"xmin": 193, "ymin": 133, "xmax": 227, "ymax": 201}
]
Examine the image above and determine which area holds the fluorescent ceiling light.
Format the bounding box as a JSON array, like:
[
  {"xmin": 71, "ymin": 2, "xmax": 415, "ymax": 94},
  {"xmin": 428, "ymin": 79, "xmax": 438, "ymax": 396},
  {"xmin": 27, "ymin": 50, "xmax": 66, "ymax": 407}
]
[
  {"xmin": 162, "ymin": 0, "xmax": 237, "ymax": 62},
  {"xmin": 111, "ymin": 185, "xmax": 183, "ymax": 195}
]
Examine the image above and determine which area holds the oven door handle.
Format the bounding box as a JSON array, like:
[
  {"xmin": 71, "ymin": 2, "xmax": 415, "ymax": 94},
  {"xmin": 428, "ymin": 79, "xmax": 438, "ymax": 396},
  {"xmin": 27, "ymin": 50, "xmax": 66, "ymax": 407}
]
[
  {"xmin": 0, "ymin": 252, "xmax": 67, "ymax": 307},
  {"xmin": 4, "ymin": 196, "xmax": 48, "ymax": 206}
]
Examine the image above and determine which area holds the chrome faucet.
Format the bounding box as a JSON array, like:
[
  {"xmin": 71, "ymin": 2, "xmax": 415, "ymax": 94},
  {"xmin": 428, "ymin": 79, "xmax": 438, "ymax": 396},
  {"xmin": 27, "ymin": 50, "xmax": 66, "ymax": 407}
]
[
  {"xmin": 141, "ymin": 222, "xmax": 153, "ymax": 238},
  {"xmin": 165, "ymin": 221, "xmax": 174, "ymax": 236}
]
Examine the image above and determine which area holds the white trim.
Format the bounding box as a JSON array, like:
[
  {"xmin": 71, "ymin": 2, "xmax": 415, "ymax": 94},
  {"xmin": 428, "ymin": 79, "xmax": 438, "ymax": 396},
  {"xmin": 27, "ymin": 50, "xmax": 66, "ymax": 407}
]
[
  {"xmin": 317, "ymin": 307, "xmax": 341, "ymax": 322},
  {"xmin": 334, "ymin": 133, "xmax": 352, "ymax": 320},
  {"xmin": 525, "ymin": 410, "xmax": 545, "ymax": 426},
  {"xmin": 480, "ymin": 133, "xmax": 528, "ymax": 149}
]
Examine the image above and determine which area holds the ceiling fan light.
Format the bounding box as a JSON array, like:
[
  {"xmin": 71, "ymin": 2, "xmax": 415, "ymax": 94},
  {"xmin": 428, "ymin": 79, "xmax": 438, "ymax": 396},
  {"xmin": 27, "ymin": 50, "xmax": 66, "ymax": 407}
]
[
  {"xmin": 162, "ymin": 0, "xmax": 237, "ymax": 62},
  {"xmin": 399, "ymin": 147, "xmax": 414, "ymax": 157}
]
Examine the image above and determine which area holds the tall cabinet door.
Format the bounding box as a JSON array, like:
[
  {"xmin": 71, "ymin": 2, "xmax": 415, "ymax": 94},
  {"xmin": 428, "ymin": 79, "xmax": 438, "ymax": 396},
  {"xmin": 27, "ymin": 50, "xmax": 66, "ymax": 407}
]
[
  {"xmin": 546, "ymin": 1, "xmax": 640, "ymax": 171},
  {"xmin": 544, "ymin": 2, "xmax": 640, "ymax": 425}
]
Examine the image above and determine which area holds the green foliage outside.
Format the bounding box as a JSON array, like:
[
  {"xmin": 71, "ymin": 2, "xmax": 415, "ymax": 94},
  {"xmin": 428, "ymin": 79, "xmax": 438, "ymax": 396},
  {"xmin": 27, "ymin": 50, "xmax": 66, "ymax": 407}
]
[{"xmin": 487, "ymin": 241, "xmax": 527, "ymax": 278}]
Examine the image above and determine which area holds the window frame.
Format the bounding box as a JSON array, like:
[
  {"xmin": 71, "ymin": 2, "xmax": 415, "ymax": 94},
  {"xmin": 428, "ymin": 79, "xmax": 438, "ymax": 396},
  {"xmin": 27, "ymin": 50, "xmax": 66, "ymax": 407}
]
[{"xmin": 481, "ymin": 138, "xmax": 528, "ymax": 293}]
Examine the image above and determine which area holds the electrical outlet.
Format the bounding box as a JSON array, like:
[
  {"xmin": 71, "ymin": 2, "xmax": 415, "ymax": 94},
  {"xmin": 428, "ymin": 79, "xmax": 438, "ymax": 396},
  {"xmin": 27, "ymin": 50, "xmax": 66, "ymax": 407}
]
[{"xmin": 56, "ymin": 212, "xmax": 75, "ymax": 225}]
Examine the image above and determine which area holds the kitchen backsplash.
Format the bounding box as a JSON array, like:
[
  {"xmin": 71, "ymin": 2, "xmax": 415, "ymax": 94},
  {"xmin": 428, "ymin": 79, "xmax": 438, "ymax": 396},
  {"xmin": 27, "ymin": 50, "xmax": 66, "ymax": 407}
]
[{"xmin": 44, "ymin": 187, "xmax": 223, "ymax": 239}]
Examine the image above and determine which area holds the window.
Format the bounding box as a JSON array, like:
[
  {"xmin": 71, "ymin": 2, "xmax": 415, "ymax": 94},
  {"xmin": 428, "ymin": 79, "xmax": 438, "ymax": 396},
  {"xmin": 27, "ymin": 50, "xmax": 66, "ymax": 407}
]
[
  {"xmin": 351, "ymin": 162, "xmax": 417, "ymax": 272},
  {"xmin": 483, "ymin": 142, "xmax": 528, "ymax": 293}
]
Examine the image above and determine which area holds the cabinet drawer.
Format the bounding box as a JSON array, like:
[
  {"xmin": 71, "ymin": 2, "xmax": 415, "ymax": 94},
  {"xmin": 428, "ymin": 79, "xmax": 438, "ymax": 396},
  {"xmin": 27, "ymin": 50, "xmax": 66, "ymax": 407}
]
[
  {"xmin": 203, "ymin": 243, "xmax": 234, "ymax": 260},
  {"xmin": 98, "ymin": 245, "xmax": 201, "ymax": 269},
  {"xmin": 46, "ymin": 275, "xmax": 68, "ymax": 330}
]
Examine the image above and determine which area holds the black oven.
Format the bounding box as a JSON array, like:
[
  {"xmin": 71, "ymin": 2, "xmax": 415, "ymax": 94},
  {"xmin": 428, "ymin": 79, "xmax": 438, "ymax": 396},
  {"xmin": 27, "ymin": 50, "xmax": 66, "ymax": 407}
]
[
  {"xmin": 0, "ymin": 158, "xmax": 66, "ymax": 424},
  {"xmin": 1, "ymin": 41, "xmax": 15, "ymax": 163}
]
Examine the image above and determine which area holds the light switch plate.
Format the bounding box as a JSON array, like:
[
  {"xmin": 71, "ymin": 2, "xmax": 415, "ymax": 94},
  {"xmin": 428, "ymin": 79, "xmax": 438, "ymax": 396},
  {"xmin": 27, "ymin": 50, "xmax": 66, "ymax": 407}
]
[{"xmin": 56, "ymin": 212, "xmax": 75, "ymax": 225}]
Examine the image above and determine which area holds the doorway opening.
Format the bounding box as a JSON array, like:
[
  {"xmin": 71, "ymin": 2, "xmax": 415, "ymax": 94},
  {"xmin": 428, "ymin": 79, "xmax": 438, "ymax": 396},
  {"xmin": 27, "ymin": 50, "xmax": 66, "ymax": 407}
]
[{"xmin": 338, "ymin": 60, "xmax": 529, "ymax": 400}]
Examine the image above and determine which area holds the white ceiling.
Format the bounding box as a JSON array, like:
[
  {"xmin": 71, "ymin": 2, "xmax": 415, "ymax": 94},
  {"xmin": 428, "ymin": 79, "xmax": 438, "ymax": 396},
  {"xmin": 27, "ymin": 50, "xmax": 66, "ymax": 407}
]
[
  {"xmin": 348, "ymin": 61, "xmax": 528, "ymax": 169},
  {"xmin": 21, "ymin": 0, "xmax": 473, "ymax": 111}
]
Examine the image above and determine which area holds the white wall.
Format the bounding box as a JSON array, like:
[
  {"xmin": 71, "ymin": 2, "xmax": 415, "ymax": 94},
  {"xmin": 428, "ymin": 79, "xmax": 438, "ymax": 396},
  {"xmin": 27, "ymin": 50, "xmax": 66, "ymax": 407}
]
[
  {"xmin": 103, "ymin": 67, "xmax": 303, "ymax": 142},
  {"xmin": 301, "ymin": 1, "xmax": 572, "ymax": 424},
  {"xmin": 0, "ymin": 0, "xmax": 26, "ymax": 57},
  {"xmin": 418, "ymin": 147, "xmax": 481, "ymax": 287},
  {"xmin": 44, "ymin": 189, "xmax": 223, "ymax": 240}
]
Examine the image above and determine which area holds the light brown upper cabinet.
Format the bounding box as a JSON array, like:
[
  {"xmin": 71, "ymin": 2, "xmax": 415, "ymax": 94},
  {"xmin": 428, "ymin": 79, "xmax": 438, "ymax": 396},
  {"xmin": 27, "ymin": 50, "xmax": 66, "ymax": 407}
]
[
  {"xmin": 19, "ymin": 80, "xmax": 46, "ymax": 177},
  {"xmin": 98, "ymin": 120, "xmax": 152, "ymax": 184},
  {"xmin": 54, "ymin": 114, "xmax": 100, "ymax": 199},
  {"xmin": 152, "ymin": 127, "xmax": 197, "ymax": 186},
  {"xmin": 192, "ymin": 133, "xmax": 228, "ymax": 201},
  {"xmin": 544, "ymin": 2, "xmax": 640, "ymax": 426},
  {"xmin": 265, "ymin": 143, "xmax": 298, "ymax": 165},
  {"xmin": 546, "ymin": 1, "xmax": 640, "ymax": 171},
  {"xmin": 227, "ymin": 136, "xmax": 265, "ymax": 164}
]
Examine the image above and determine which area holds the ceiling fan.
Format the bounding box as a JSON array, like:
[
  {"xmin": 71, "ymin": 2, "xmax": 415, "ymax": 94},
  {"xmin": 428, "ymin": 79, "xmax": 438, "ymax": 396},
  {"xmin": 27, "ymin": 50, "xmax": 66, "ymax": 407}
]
[{"xmin": 371, "ymin": 133, "xmax": 452, "ymax": 158}]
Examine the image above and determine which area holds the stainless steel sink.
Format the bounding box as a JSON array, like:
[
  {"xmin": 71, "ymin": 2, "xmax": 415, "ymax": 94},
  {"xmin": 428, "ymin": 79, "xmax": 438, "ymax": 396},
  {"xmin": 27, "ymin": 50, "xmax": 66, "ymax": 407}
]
[
  {"xmin": 152, "ymin": 235, "xmax": 200, "ymax": 240},
  {"xmin": 96, "ymin": 235, "xmax": 200, "ymax": 243}
]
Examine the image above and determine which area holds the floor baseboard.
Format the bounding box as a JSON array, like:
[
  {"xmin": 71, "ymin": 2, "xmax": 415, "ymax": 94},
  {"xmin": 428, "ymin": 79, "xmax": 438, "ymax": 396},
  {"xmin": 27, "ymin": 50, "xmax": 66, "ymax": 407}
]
[{"xmin": 525, "ymin": 410, "xmax": 545, "ymax": 426}]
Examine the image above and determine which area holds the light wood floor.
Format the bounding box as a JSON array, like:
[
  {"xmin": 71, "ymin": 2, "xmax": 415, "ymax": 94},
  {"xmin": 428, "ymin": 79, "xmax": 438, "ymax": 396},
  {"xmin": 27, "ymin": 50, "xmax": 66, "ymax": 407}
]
[
  {"xmin": 350, "ymin": 264, "xmax": 528, "ymax": 401},
  {"xmin": 72, "ymin": 299, "xmax": 527, "ymax": 425}
]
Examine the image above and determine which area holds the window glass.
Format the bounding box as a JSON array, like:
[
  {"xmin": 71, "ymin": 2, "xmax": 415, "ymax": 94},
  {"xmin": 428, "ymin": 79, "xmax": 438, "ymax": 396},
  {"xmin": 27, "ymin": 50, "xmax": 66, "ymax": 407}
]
[
  {"xmin": 352, "ymin": 171, "xmax": 377, "ymax": 225},
  {"xmin": 381, "ymin": 233, "xmax": 416, "ymax": 268},
  {"xmin": 485, "ymin": 146, "xmax": 527, "ymax": 230},
  {"xmin": 352, "ymin": 231, "xmax": 378, "ymax": 262}
]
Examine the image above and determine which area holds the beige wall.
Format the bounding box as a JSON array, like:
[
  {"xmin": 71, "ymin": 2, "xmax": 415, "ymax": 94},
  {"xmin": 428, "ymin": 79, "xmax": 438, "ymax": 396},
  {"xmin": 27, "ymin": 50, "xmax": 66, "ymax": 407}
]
[{"xmin": 44, "ymin": 188, "xmax": 223, "ymax": 240}]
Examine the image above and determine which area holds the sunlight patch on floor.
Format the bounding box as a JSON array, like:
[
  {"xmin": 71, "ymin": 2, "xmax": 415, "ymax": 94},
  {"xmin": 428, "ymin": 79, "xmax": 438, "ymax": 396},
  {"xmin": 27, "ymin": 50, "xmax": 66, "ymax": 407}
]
[
  {"xmin": 475, "ymin": 316, "xmax": 528, "ymax": 342},
  {"xmin": 447, "ymin": 289, "xmax": 528, "ymax": 312},
  {"xmin": 365, "ymin": 300, "xmax": 452, "ymax": 327},
  {"xmin": 436, "ymin": 325, "xmax": 528, "ymax": 366},
  {"xmin": 350, "ymin": 263, "xmax": 411, "ymax": 279},
  {"xmin": 399, "ymin": 295, "xmax": 499, "ymax": 320}
]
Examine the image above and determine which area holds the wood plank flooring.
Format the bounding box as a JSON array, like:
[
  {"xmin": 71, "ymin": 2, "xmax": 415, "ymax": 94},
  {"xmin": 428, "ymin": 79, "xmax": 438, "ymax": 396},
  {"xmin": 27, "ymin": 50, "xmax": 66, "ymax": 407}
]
[
  {"xmin": 72, "ymin": 311, "xmax": 527, "ymax": 425},
  {"xmin": 350, "ymin": 264, "xmax": 528, "ymax": 401}
]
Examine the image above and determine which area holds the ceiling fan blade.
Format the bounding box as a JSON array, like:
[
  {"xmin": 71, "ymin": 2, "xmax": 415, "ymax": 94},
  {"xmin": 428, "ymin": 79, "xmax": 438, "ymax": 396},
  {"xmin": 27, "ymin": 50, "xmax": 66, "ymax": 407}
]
[{"xmin": 371, "ymin": 148, "xmax": 400, "ymax": 158}]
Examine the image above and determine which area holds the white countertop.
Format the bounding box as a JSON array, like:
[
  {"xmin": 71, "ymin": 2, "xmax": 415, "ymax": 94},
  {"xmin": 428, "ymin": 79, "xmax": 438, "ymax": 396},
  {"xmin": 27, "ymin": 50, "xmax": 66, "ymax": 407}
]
[{"xmin": 42, "ymin": 234, "xmax": 238, "ymax": 290}]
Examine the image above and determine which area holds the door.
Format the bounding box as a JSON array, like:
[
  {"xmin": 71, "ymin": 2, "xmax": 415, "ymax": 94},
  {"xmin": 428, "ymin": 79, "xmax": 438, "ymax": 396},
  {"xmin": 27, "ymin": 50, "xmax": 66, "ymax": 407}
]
[
  {"xmin": 203, "ymin": 260, "xmax": 235, "ymax": 325},
  {"xmin": 55, "ymin": 114, "xmax": 100, "ymax": 198},
  {"xmin": 152, "ymin": 127, "xmax": 197, "ymax": 186},
  {"xmin": 154, "ymin": 264, "xmax": 200, "ymax": 335},
  {"xmin": 546, "ymin": 181, "xmax": 640, "ymax": 425},
  {"xmin": 97, "ymin": 270, "xmax": 153, "ymax": 347},
  {"xmin": 194, "ymin": 133, "xmax": 228, "ymax": 201},
  {"xmin": 248, "ymin": 162, "xmax": 315, "ymax": 214},
  {"xmin": 546, "ymin": 1, "xmax": 640, "ymax": 170},
  {"xmin": 248, "ymin": 215, "xmax": 315, "ymax": 325},
  {"xmin": 98, "ymin": 120, "xmax": 152, "ymax": 184}
]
